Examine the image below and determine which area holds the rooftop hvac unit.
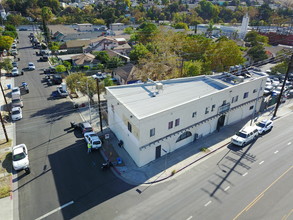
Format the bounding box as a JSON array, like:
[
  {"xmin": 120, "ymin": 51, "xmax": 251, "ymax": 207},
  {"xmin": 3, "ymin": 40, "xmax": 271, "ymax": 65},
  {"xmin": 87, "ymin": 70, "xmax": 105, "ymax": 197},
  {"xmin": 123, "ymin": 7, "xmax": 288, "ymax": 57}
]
[{"xmin": 156, "ymin": 83, "xmax": 163, "ymax": 90}]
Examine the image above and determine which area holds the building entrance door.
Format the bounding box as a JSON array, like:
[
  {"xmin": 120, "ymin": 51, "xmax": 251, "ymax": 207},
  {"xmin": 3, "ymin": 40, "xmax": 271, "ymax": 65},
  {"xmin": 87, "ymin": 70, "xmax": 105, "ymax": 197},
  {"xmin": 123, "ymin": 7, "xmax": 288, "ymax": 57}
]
[
  {"xmin": 155, "ymin": 145, "xmax": 161, "ymax": 159},
  {"xmin": 217, "ymin": 115, "xmax": 226, "ymax": 131}
]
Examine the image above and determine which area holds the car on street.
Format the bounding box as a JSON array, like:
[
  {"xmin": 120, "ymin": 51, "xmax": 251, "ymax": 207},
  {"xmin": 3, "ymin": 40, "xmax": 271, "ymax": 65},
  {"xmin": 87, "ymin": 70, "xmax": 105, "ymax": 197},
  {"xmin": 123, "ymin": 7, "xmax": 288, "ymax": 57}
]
[
  {"xmin": 11, "ymin": 107, "xmax": 22, "ymax": 121},
  {"xmin": 12, "ymin": 98, "xmax": 24, "ymax": 108},
  {"xmin": 11, "ymin": 49, "xmax": 18, "ymax": 55},
  {"xmin": 11, "ymin": 67, "xmax": 19, "ymax": 76},
  {"xmin": 28, "ymin": 62, "xmax": 35, "ymax": 70},
  {"xmin": 231, "ymin": 126, "xmax": 259, "ymax": 147},
  {"xmin": 44, "ymin": 67, "xmax": 57, "ymax": 75},
  {"xmin": 12, "ymin": 144, "xmax": 29, "ymax": 171},
  {"xmin": 39, "ymin": 55, "xmax": 49, "ymax": 62},
  {"xmin": 12, "ymin": 61, "xmax": 18, "ymax": 68},
  {"xmin": 57, "ymin": 86, "xmax": 68, "ymax": 97},
  {"xmin": 255, "ymin": 119, "xmax": 273, "ymax": 134},
  {"xmin": 84, "ymin": 132, "xmax": 102, "ymax": 149},
  {"xmin": 79, "ymin": 122, "xmax": 93, "ymax": 134},
  {"xmin": 12, "ymin": 87, "xmax": 21, "ymax": 96}
]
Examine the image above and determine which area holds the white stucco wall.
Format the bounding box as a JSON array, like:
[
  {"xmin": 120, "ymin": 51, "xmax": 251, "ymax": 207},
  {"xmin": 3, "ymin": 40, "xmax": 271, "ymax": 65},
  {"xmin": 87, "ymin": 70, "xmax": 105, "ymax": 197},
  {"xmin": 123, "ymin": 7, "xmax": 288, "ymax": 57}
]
[{"xmin": 106, "ymin": 75, "xmax": 267, "ymax": 167}]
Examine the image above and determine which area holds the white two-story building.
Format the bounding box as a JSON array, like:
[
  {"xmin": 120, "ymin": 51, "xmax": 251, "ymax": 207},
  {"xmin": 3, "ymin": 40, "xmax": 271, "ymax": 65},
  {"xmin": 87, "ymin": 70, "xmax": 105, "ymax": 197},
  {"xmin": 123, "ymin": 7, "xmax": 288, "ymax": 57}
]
[{"xmin": 106, "ymin": 71, "xmax": 267, "ymax": 167}]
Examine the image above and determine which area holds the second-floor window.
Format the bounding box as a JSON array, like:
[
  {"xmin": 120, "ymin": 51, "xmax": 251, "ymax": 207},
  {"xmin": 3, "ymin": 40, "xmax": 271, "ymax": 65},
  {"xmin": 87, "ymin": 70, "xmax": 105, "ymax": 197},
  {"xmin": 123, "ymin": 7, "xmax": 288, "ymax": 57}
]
[
  {"xmin": 168, "ymin": 121, "xmax": 173, "ymax": 129},
  {"xmin": 175, "ymin": 118, "xmax": 180, "ymax": 126},
  {"xmin": 150, "ymin": 128, "xmax": 155, "ymax": 137},
  {"xmin": 192, "ymin": 112, "xmax": 197, "ymax": 118},
  {"xmin": 205, "ymin": 107, "xmax": 209, "ymax": 114},
  {"xmin": 232, "ymin": 95, "xmax": 238, "ymax": 103},
  {"xmin": 128, "ymin": 122, "xmax": 132, "ymax": 133},
  {"xmin": 211, "ymin": 105, "xmax": 215, "ymax": 112},
  {"xmin": 253, "ymin": 89, "xmax": 257, "ymax": 93},
  {"xmin": 243, "ymin": 92, "xmax": 249, "ymax": 99}
]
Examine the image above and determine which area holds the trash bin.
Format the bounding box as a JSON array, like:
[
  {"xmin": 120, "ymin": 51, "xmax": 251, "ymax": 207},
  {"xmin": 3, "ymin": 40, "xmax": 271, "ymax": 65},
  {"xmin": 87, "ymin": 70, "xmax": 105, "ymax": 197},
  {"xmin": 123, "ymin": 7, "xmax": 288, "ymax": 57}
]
[{"xmin": 7, "ymin": 84, "xmax": 11, "ymax": 89}]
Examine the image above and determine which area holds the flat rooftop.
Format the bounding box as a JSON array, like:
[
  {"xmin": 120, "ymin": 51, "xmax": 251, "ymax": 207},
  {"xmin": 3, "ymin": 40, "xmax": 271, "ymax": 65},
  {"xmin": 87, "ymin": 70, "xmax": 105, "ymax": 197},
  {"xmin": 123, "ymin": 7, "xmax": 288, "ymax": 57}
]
[{"xmin": 107, "ymin": 76, "xmax": 229, "ymax": 119}]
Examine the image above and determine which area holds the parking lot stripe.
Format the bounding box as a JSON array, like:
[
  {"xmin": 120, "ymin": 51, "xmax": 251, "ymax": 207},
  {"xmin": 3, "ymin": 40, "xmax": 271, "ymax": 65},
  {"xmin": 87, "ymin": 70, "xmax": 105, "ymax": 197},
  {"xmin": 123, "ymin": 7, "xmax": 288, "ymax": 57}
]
[
  {"xmin": 35, "ymin": 201, "xmax": 74, "ymax": 220},
  {"xmin": 259, "ymin": 161, "xmax": 264, "ymax": 165}
]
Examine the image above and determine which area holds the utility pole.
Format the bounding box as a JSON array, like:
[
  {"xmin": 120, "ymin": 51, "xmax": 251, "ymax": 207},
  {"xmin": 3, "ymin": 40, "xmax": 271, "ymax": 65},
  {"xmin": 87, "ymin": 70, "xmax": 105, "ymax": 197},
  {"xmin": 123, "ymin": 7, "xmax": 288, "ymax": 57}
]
[
  {"xmin": 0, "ymin": 111, "xmax": 9, "ymax": 142},
  {"xmin": 96, "ymin": 79, "xmax": 103, "ymax": 132},
  {"xmin": 0, "ymin": 81, "xmax": 8, "ymax": 105},
  {"xmin": 273, "ymin": 53, "xmax": 293, "ymax": 118}
]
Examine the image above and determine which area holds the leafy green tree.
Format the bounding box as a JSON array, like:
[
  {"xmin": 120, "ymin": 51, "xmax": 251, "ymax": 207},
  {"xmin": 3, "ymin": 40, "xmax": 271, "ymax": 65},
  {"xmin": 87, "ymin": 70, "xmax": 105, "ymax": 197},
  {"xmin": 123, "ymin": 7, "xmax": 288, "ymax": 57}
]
[
  {"xmin": 207, "ymin": 39, "xmax": 245, "ymax": 71},
  {"xmin": 97, "ymin": 63, "xmax": 104, "ymax": 70},
  {"xmin": 65, "ymin": 72, "xmax": 84, "ymax": 93},
  {"xmin": 244, "ymin": 31, "xmax": 268, "ymax": 47},
  {"xmin": 93, "ymin": 51, "xmax": 110, "ymax": 64},
  {"xmin": 55, "ymin": 65, "xmax": 66, "ymax": 73},
  {"xmin": 247, "ymin": 45, "xmax": 268, "ymax": 62},
  {"xmin": 182, "ymin": 60, "xmax": 203, "ymax": 77},
  {"xmin": 0, "ymin": 36, "xmax": 14, "ymax": 52},
  {"xmin": 136, "ymin": 22, "xmax": 158, "ymax": 44},
  {"xmin": 91, "ymin": 18, "xmax": 106, "ymax": 25},
  {"xmin": 103, "ymin": 76, "xmax": 114, "ymax": 87},
  {"xmin": 129, "ymin": 43, "xmax": 149, "ymax": 63},
  {"xmin": 3, "ymin": 24, "xmax": 17, "ymax": 39},
  {"xmin": 258, "ymin": 3, "xmax": 273, "ymax": 23},
  {"xmin": 107, "ymin": 57, "xmax": 124, "ymax": 69},
  {"xmin": 48, "ymin": 41, "xmax": 60, "ymax": 52},
  {"xmin": 124, "ymin": 26, "xmax": 134, "ymax": 34},
  {"xmin": 197, "ymin": 0, "xmax": 220, "ymax": 21},
  {"xmin": 0, "ymin": 58, "xmax": 13, "ymax": 75},
  {"xmin": 271, "ymin": 61, "xmax": 288, "ymax": 74},
  {"xmin": 173, "ymin": 22, "xmax": 188, "ymax": 30},
  {"xmin": 6, "ymin": 14, "xmax": 28, "ymax": 26},
  {"xmin": 63, "ymin": 61, "xmax": 72, "ymax": 71}
]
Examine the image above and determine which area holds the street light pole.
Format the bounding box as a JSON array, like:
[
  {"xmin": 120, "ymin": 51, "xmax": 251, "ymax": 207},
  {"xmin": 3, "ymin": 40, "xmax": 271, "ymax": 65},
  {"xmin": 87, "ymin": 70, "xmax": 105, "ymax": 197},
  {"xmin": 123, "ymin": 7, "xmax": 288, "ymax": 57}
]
[
  {"xmin": 96, "ymin": 79, "xmax": 103, "ymax": 132},
  {"xmin": 86, "ymin": 80, "xmax": 92, "ymax": 124}
]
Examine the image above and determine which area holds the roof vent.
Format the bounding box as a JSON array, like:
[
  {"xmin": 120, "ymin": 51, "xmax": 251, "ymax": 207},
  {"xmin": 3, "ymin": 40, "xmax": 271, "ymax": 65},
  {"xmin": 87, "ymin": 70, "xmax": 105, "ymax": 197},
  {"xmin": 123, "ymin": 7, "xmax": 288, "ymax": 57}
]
[{"xmin": 156, "ymin": 83, "xmax": 163, "ymax": 90}]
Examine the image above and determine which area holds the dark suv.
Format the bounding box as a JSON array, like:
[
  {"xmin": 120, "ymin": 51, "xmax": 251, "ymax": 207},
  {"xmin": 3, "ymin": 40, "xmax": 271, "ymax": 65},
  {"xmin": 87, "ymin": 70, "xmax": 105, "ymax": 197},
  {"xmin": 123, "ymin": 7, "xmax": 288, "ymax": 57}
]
[{"xmin": 79, "ymin": 122, "xmax": 93, "ymax": 134}]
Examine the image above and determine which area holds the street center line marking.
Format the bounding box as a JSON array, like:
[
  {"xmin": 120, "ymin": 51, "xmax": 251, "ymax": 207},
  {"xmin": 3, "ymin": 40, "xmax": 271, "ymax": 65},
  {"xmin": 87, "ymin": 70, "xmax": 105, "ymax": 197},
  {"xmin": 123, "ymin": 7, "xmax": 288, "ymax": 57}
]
[
  {"xmin": 204, "ymin": 201, "xmax": 212, "ymax": 207},
  {"xmin": 186, "ymin": 216, "xmax": 193, "ymax": 220},
  {"xmin": 288, "ymin": 142, "xmax": 291, "ymax": 145},
  {"xmin": 259, "ymin": 161, "xmax": 264, "ymax": 165},
  {"xmin": 35, "ymin": 201, "xmax": 74, "ymax": 220},
  {"xmin": 224, "ymin": 186, "xmax": 230, "ymax": 191},
  {"xmin": 274, "ymin": 150, "xmax": 279, "ymax": 154},
  {"xmin": 243, "ymin": 172, "xmax": 248, "ymax": 176}
]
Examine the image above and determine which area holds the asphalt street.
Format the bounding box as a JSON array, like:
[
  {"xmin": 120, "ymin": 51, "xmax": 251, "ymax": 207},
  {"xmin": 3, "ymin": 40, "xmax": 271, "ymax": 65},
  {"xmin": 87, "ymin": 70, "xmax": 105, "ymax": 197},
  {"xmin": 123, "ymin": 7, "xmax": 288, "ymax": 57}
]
[
  {"xmin": 103, "ymin": 112, "xmax": 293, "ymax": 220},
  {"xmin": 15, "ymin": 31, "xmax": 132, "ymax": 220}
]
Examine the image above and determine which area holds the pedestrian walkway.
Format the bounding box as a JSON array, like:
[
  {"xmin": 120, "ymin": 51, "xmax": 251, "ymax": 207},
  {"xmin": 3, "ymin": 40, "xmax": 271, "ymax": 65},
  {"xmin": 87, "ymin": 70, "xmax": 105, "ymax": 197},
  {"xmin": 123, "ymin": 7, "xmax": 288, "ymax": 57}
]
[
  {"xmin": 0, "ymin": 75, "xmax": 15, "ymax": 220},
  {"xmin": 75, "ymin": 93, "xmax": 293, "ymax": 186}
]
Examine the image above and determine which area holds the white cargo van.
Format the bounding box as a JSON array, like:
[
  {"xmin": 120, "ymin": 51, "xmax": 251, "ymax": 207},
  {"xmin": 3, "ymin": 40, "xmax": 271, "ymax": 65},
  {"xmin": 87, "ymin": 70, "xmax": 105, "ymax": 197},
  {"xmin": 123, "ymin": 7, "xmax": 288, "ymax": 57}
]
[{"xmin": 231, "ymin": 126, "xmax": 259, "ymax": 147}]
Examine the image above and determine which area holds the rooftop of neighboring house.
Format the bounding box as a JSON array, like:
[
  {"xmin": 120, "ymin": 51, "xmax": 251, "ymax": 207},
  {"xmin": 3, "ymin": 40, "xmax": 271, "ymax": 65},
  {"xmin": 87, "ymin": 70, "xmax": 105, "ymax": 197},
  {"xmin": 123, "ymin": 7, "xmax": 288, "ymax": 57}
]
[
  {"xmin": 71, "ymin": 53, "xmax": 97, "ymax": 65},
  {"xmin": 107, "ymin": 71, "xmax": 266, "ymax": 119},
  {"xmin": 48, "ymin": 25, "xmax": 78, "ymax": 35}
]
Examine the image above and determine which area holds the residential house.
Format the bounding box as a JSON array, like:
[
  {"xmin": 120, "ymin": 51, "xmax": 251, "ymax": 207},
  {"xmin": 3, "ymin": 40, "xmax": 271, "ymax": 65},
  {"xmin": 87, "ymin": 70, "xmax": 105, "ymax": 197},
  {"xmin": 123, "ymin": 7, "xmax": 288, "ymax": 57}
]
[
  {"xmin": 71, "ymin": 53, "xmax": 98, "ymax": 68},
  {"xmin": 113, "ymin": 63, "xmax": 138, "ymax": 84},
  {"xmin": 110, "ymin": 23, "xmax": 125, "ymax": 31},
  {"xmin": 59, "ymin": 39, "xmax": 91, "ymax": 54},
  {"xmin": 86, "ymin": 36, "xmax": 131, "ymax": 55},
  {"xmin": 77, "ymin": 23, "xmax": 93, "ymax": 32},
  {"xmin": 106, "ymin": 71, "xmax": 267, "ymax": 167}
]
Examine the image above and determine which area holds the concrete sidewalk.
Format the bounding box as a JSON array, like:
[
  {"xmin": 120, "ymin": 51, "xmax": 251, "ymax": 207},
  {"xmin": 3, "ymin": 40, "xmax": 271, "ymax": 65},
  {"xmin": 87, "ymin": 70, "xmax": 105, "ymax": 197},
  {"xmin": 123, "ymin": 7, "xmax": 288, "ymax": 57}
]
[
  {"xmin": 74, "ymin": 92, "xmax": 293, "ymax": 186},
  {"xmin": 0, "ymin": 75, "xmax": 15, "ymax": 220}
]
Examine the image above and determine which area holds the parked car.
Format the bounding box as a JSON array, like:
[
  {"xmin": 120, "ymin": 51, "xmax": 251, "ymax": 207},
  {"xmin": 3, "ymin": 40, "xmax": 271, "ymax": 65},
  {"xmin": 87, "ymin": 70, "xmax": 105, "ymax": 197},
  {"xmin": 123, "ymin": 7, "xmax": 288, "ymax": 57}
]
[
  {"xmin": 11, "ymin": 107, "xmax": 22, "ymax": 121},
  {"xmin": 57, "ymin": 86, "xmax": 68, "ymax": 97},
  {"xmin": 12, "ymin": 87, "xmax": 21, "ymax": 96},
  {"xmin": 52, "ymin": 74, "xmax": 62, "ymax": 85},
  {"xmin": 79, "ymin": 122, "xmax": 93, "ymax": 134},
  {"xmin": 28, "ymin": 62, "xmax": 35, "ymax": 70},
  {"xmin": 231, "ymin": 126, "xmax": 259, "ymax": 147},
  {"xmin": 12, "ymin": 61, "xmax": 18, "ymax": 68},
  {"xmin": 12, "ymin": 144, "xmax": 29, "ymax": 171},
  {"xmin": 84, "ymin": 132, "xmax": 102, "ymax": 149},
  {"xmin": 11, "ymin": 49, "xmax": 18, "ymax": 55},
  {"xmin": 44, "ymin": 67, "xmax": 57, "ymax": 75},
  {"xmin": 39, "ymin": 55, "xmax": 49, "ymax": 62},
  {"xmin": 255, "ymin": 119, "xmax": 273, "ymax": 134},
  {"xmin": 12, "ymin": 98, "xmax": 23, "ymax": 108},
  {"xmin": 11, "ymin": 67, "xmax": 19, "ymax": 76}
]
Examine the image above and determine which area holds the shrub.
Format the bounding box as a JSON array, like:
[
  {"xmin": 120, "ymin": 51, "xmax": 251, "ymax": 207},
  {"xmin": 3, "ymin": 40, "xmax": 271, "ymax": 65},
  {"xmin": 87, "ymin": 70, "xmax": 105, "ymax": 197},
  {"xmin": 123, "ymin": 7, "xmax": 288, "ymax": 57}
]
[{"xmin": 171, "ymin": 170, "xmax": 176, "ymax": 176}]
